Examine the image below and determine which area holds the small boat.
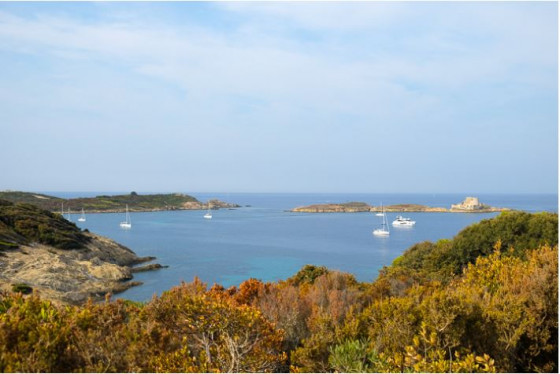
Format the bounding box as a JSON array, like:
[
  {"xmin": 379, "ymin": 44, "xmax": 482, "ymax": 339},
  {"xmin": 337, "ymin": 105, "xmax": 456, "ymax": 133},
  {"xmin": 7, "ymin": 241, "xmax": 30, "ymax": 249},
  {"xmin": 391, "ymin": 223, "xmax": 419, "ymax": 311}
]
[
  {"xmin": 373, "ymin": 207, "xmax": 390, "ymax": 236},
  {"xmin": 392, "ymin": 215, "xmax": 415, "ymax": 227},
  {"xmin": 120, "ymin": 205, "xmax": 132, "ymax": 229},
  {"xmin": 78, "ymin": 208, "xmax": 86, "ymax": 222},
  {"xmin": 67, "ymin": 207, "xmax": 72, "ymax": 222},
  {"xmin": 375, "ymin": 202, "xmax": 385, "ymax": 216},
  {"xmin": 204, "ymin": 202, "xmax": 212, "ymax": 219}
]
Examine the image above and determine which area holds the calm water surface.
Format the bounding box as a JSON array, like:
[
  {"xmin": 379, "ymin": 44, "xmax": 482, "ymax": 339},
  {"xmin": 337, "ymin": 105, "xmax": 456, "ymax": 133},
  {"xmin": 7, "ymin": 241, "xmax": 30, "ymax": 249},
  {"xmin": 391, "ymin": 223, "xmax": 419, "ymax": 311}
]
[{"xmin": 46, "ymin": 192, "xmax": 557, "ymax": 302}]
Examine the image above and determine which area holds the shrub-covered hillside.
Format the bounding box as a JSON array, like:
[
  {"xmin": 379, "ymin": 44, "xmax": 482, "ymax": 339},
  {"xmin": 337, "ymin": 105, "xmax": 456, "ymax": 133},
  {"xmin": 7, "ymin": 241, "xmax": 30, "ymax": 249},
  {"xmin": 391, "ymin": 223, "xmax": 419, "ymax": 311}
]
[
  {"xmin": 0, "ymin": 199, "xmax": 90, "ymax": 250},
  {"xmin": 0, "ymin": 211, "xmax": 557, "ymax": 372},
  {"xmin": 386, "ymin": 211, "xmax": 558, "ymax": 283},
  {"xmin": 0, "ymin": 191, "xmax": 200, "ymax": 212}
]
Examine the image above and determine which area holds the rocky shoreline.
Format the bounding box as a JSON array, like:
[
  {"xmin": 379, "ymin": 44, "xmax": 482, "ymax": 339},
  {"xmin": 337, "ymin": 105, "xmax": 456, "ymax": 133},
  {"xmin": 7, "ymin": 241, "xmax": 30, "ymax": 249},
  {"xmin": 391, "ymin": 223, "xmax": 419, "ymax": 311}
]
[
  {"xmin": 71, "ymin": 200, "xmax": 241, "ymax": 214},
  {"xmin": 0, "ymin": 191, "xmax": 241, "ymax": 214},
  {"xmin": 291, "ymin": 202, "xmax": 509, "ymax": 213},
  {"xmin": 0, "ymin": 232, "xmax": 164, "ymax": 305}
]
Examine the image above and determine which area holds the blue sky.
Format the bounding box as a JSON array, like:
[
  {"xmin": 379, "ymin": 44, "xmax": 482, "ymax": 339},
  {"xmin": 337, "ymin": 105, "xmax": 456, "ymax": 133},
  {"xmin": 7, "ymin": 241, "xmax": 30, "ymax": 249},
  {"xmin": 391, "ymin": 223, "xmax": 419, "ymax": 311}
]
[{"xmin": 0, "ymin": 1, "xmax": 557, "ymax": 193}]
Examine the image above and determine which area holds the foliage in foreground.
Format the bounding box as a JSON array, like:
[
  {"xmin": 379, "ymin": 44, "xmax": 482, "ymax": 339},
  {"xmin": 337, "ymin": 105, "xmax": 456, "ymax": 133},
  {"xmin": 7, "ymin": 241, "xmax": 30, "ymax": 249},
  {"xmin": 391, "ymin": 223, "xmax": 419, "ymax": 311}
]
[
  {"xmin": 0, "ymin": 212, "xmax": 557, "ymax": 372},
  {"xmin": 0, "ymin": 283, "xmax": 286, "ymax": 372}
]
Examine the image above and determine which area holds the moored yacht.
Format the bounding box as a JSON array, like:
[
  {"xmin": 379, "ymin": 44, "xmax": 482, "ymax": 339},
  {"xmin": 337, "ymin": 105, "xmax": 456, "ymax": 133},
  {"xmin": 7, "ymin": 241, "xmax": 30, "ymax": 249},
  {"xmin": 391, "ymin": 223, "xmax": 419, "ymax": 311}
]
[
  {"xmin": 373, "ymin": 206, "xmax": 390, "ymax": 236},
  {"xmin": 78, "ymin": 208, "xmax": 86, "ymax": 222},
  {"xmin": 392, "ymin": 215, "xmax": 416, "ymax": 226},
  {"xmin": 375, "ymin": 202, "xmax": 385, "ymax": 216},
  {"xmin": 120, "ymin": 205, "xmax": 132, "ymax": 229},
  {"xmin": 203, "ymin": 202, "xmax": 212, "ymax": 219}
]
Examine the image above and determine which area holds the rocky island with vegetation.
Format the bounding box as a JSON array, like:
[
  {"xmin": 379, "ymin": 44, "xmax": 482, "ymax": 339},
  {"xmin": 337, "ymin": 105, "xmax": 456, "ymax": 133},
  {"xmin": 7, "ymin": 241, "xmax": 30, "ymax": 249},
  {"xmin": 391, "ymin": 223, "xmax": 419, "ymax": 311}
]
[
  {"xmin": 0, "ymin": 199, "xmax": 164, "ymax": 305},
  {"xmin": 0, "ymin": 209, "xmax": 557, "ymax": 372},
  {"xmin": 0, "ymin": 190, "xmax": 240, "ymax": 213},
  {"xmin": 292, "ymin": 196, "xmax": 509, "ymax": 213}
]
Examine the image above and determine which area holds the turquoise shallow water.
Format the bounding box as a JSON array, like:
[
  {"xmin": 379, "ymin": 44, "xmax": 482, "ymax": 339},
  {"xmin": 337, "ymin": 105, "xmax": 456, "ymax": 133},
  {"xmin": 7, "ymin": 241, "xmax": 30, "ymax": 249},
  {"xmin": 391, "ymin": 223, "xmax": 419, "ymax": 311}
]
[{"xmin": 47, "ymin": 192, "xmax": 557, "ymax": 302}]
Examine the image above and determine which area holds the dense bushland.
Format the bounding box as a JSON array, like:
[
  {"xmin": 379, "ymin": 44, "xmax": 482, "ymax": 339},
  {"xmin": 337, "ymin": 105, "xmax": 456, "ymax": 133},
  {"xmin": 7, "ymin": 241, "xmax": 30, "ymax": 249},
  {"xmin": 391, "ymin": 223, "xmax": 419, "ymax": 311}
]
[
  {"xmin": 388, "ymin": 211, "xmax": 558, "ymax": 281},
  {"xmin": 0, "ymin": 211, "xmax": 557, "ymax": 372},
  {"xmin": 0, "ymin": 199, "xmax": 90, "ymax": 250},
  {"xmin": 0, "ymin": 191, "xmax": 200, "ymax": 212}
]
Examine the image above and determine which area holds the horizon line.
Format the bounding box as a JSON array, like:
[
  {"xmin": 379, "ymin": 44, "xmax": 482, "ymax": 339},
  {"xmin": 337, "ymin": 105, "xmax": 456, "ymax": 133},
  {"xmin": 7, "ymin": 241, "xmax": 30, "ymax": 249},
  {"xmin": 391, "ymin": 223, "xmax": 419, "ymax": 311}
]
[{"xmin": 2, "ymin": 189, "xmax": 558, "ymax": 196}]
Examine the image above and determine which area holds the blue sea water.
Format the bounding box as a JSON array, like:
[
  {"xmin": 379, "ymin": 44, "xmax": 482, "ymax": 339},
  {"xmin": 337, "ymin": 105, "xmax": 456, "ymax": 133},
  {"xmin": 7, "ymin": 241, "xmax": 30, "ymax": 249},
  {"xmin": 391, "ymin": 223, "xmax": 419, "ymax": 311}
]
[{"xmin": 44, "ymin": 192, "xmax": 557, "ymax": 302}]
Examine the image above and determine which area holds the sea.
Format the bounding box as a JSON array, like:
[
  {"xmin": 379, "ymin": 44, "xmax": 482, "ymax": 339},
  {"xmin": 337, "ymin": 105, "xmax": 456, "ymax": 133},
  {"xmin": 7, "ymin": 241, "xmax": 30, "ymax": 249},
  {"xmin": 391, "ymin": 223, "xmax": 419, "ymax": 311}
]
[{"xmin": 43, "ymin": 192, "xmax": 558, "ymax": 302}]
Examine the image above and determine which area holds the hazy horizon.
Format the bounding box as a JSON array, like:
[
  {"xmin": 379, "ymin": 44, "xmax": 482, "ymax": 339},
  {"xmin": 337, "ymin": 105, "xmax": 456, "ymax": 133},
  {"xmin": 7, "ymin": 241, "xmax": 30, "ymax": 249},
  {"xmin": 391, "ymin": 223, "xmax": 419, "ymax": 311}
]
[
  {"xmin": 8, "ymin": 189, "xmax": 559, "ymax": 197},
  {"xmin": 1, "ymin": 1, "xmax": 557, "ymax": 194}
]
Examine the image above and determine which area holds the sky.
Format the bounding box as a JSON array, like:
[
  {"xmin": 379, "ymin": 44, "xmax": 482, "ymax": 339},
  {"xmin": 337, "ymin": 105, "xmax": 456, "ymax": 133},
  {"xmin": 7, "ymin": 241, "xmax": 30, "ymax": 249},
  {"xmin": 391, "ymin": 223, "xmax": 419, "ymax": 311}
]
[{"xmin": 0, "ymin": 1, "xmax": 557, "ymax": 194}]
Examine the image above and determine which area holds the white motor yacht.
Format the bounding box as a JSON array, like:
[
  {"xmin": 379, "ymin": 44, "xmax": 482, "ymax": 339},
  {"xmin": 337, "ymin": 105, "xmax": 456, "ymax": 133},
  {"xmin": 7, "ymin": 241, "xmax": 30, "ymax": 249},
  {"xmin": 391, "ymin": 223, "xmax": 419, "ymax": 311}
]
[{"xmin": 392, "ymin": 215, "xmax": 415, "ymax": 227}]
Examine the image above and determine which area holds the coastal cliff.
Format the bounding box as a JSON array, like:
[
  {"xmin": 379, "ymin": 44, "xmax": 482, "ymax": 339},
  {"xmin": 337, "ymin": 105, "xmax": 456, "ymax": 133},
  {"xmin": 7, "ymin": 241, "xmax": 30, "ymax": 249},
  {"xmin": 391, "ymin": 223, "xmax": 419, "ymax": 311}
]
[
  {"xmin": 292, "ymin": 197, "xmax": 509, "ymax": 213},
  {"xmin": 0, "ymin": 199, "xmax": 162, "ymax": 304},
  {"xmin": 0, "ymin": 191, "xmax": 240, "ymax": 213}
]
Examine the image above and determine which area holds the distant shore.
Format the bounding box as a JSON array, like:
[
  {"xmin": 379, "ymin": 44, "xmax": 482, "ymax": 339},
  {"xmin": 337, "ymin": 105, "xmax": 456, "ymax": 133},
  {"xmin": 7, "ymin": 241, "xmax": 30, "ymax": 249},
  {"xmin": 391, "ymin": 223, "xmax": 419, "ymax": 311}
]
[
  {"xmin": 0, "ymin": 191, "xmax": 240, "ymax": 214},
  {"xmin": 61, "ymin": 203, "xmax": 240, "ymax": 215},
  {"xmin": 291, "ymin": 202, "xmax": 510, "ymax": 213}
]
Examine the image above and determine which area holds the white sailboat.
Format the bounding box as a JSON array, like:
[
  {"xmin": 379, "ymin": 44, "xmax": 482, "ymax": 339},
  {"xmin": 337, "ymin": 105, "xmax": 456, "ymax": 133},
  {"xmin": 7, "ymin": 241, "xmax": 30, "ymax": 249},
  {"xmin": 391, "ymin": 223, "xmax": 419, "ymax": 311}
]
[
  {"xmin": 78, "ymin": 208, "xmax": 86, "ymax": 222},
  {"xmin": 67, "ymin": 207, "xmax": 72, "ymax": 222},
  {"xmin": 375, "ymin": 202, "xmax": 385, "ymax": 216},
  {"xmin": 373, "ymin": 206, "xmax": 390, "ymax": 236},
  {"xmin": 203, "ymin": 202, "xmax": 212, "ymax": 219},
  {"xmin": 120, "ymin": 205, "xmax": 132, "ymax": 229}
]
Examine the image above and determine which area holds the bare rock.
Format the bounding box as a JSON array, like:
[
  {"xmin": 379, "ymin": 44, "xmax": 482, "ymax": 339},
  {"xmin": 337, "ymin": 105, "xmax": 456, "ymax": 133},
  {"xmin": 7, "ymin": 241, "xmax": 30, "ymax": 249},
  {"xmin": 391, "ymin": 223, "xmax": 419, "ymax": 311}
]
[{"xmin": 0, "ymin": 232, "xmax": 160, "ymax": 305}]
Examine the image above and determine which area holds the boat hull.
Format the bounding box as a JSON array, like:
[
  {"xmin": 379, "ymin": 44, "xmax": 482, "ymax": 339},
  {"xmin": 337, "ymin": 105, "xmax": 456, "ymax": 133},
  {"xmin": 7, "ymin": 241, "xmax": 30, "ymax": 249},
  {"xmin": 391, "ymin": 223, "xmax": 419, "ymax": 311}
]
[
  {"xmin": 392, "ymin": 216, "xmax": 415, "ymax": 226},
  {"xmin": 392, "ymin": 221, "xmax": 415, "ymax": 226},
  {"xmin": 373, "ymin": 229, "xmax": 390, "ymax": 236}
]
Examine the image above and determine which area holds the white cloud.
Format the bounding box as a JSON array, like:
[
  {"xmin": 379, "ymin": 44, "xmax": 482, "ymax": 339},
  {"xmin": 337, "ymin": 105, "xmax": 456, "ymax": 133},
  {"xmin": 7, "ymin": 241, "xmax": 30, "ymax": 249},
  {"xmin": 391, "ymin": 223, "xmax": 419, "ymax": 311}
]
[
  {"xmin": 0, "ymin": 1, "xmax": 556, "ymax": 192},
  {"xmin": 0, "ymin": 2, "xmax": 554, "ymax": 105},
  {"xmin": 220, "ymin": 1, "xmax": 413, "ymax": 31}
]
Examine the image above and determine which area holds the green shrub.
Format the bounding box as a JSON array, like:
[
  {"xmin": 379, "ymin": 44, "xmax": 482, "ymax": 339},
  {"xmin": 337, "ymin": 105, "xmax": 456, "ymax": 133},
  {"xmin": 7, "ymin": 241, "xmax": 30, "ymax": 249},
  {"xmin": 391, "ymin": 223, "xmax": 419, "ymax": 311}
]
[
  {"xmin": 388, "ymin": 211, "xmax": 558, "ymax": 282},
  {"xmin": 11, "ymin": 283, "xmax": 33, "ymax": 294},
  {"xmin": 288, "ymin": 264, "xmax": 330, "ymax": 286},
  {"xmin": 0, "ymin": 200, "xmax": 90, "ymax": 250}
]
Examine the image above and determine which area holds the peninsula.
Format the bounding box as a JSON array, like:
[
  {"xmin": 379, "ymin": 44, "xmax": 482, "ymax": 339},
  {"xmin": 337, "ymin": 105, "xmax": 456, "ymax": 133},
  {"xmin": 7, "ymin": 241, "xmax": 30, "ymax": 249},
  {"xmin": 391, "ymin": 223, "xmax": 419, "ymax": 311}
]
[
  {"xmin": 0, "ymin": 199, "xmax": 164, "ymax": 304},
  {"xmin": 0, "ymin": 191, "xmax": 240, "ymax": 213},
  {"xmin": 291, "ymin": 197, "xmax": 509, "ymax": 213}
]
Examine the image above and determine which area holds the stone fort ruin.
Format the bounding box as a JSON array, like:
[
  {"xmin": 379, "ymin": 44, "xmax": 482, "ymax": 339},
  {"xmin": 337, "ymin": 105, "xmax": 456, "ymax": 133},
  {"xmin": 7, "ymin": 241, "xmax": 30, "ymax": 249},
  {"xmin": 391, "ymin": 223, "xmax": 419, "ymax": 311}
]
[{"xmin": 451, "ymin": 197, "xmax": 487, "ymax": 211}]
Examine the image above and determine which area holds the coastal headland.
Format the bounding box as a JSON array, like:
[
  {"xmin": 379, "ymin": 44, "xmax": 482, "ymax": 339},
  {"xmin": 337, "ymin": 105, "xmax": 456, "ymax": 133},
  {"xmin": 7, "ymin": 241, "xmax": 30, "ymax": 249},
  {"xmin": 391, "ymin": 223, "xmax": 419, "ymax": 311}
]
[
  {"xmin": 291, "ymin": 197, "xmax": 509, "ymax": 213},
  {"xmin": 0, "ymin": 199, "xmax": 165, "ymax": 304},
  {"xmin": 0, "ymin": 191, "xmax": 240, "ymax": 213}
]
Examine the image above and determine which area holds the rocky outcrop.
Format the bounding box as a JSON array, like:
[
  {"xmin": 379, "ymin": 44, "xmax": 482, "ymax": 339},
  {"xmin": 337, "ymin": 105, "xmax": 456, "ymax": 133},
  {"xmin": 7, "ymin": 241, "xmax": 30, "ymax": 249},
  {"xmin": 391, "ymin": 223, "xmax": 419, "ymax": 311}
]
[
  {"xmin": 180, "ymin": 199, "xmax": 240, "ymax": 211},
  {"xmin": 131, "ymin": 263, "xmax": 168, "ymax": 273},
  {"xmin": 292, "ymin": 203, "xmax": 448, "ymax": 213},
  {"xmin": 377, "ymin": 204, "xmax": 449, "ymax": 213},
  {"xmin": 0, "ymin": 232, "xmax": 161, "ymax": 305},
  {"xmin": 292, "ymin": 202, "xmax": 371, "ymax": 213},
  {"xmin": 450, "ymin": 197, "xmax": 506, "ymax": 212},
  {"xmin": 292, "ymin": 200, "xmax": 509, "ymax": 213}
]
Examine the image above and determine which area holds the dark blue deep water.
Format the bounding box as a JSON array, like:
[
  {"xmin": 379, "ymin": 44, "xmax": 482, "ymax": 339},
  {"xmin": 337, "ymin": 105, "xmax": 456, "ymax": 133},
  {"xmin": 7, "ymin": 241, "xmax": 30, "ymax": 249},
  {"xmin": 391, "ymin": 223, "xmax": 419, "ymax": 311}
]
[{"xmin": 45, "ymin": 192, "xmax": 557, "ymax": 302}]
